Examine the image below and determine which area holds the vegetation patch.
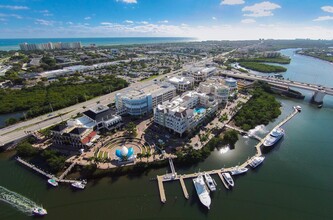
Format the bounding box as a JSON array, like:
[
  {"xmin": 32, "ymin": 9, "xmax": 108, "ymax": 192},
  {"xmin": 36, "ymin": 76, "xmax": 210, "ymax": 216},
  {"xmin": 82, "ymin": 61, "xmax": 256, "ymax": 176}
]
[
  {"xmin": 0, "ymin": 75, "xmax": 128, "ymax": 118},
  {"xmin": 234, "ymin": 83, "xmax": 281, "ymax": 131},
  {"xmin": 238, "ymin": 62, "xmax": 287, "ymax": 73},
  {"xmin": 238, "ymin": 57, "xmax": 291, "ymax": 64}
]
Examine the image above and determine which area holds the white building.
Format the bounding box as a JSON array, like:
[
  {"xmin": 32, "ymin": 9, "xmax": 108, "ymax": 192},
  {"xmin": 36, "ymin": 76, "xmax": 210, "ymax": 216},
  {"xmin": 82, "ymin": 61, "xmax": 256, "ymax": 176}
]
[
  {"xmin": 116, "ymin": 82, "xmax": 176, "ymax": 116},
  {"xmin": 154, "ymin": 91, "xmax": 218, "ymax": 136},
  {"xmin": 198, "ymin": 78, "xmax": 230, "ymax": 106},
  {"xmin": 186, "ymin": 67, "xmax": 216, "ymax": 83},
  {"xmin": 225, "ymin": 77, "xmax": 238, "ymax": 94},
  {"xmin": 67, "ymin": 105, "xmax": 123, "ymax": 131},
  {"xmin": 168, "ymin": 76, "xmax": 194, "ymax": 93}
]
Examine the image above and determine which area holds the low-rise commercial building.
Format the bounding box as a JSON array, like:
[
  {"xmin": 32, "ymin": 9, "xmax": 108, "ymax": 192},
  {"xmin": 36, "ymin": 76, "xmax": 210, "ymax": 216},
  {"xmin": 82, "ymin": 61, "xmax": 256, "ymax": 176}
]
[
  {"xmin": 198, "ymin": 77, "xmax": 230, "ymax": 106},
  {"xmin": 115, "ymin": 82, "xmax": 176, "ymax": 116},
  {"xmin": 168, "ymin": 76, "xmax": 194, "ymax": 93},
  {"xmin": 185, "ymin": 67, "xmax": 216, "ymax": 83},
  {"xmin": 51, "ymin": 125, "xmax": 97, "ymax": 149}
]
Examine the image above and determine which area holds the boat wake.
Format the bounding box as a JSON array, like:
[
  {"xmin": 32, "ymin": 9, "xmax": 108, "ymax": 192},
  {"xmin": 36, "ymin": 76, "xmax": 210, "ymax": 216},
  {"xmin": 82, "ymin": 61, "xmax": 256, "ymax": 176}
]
[
  {"xmin": 248, "ymin": 125, "xmax": 268, "ymax": 137},
  {"xmin": 0, "ymin": 186, "xmax": 37, "ymax": 215}
]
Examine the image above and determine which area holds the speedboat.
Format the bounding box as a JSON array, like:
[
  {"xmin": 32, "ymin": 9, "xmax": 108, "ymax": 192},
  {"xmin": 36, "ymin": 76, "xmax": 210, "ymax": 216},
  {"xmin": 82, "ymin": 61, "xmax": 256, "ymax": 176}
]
[
  {"xmin": 249, "ymin": 156, "xmax": 265, "ymax": 168},
  {"xmin": 204, "ymin": 173, "xmax": 216, "ymax": 191},
  {"xmin": 295, "ymin": 106, "xmax": 302, "ymax": 112},
  {"xmin": 71, "ymin": 181, "xmax": 86, "ymax": 189},
  {"xmin": 193, "ymin": 174, "xmax": 211, "ymax": 209},
  {"xmin": 230, "ymin": 166, "xmax": 248, "ymax": 176},
  {"xmin": 222, "ymin": 172, "xmax": 234, "ymax": 187},
  {"xmin": 32, "ymin": 207, "xmax": 47, "ymax": 216},
  {"xmin": 47, "ymin": 178, "xmax": 58, "ymax": 187},
  {"xmin": 263, "ymin": 127, "xmax": 284, "ymax": 147}
]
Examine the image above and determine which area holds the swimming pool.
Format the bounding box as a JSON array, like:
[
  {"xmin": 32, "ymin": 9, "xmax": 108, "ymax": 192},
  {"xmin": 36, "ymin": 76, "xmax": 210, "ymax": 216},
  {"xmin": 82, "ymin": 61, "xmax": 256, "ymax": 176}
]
[{"xmin": 194, "ymin": 107, "xmax": 206, "ymax": 114}]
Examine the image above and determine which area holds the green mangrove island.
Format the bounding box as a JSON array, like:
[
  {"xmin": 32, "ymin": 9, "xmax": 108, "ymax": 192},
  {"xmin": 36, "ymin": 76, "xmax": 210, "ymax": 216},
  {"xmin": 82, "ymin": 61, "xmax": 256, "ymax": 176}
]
[{"xmin": 234, "ymin": 84, "xmax": 281, "ymax": 131}]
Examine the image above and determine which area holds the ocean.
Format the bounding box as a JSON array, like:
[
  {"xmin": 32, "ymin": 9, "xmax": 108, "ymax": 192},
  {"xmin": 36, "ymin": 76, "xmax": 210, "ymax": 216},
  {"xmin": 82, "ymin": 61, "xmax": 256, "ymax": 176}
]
[{"xmin": 0, "ymin": 37, "xmax": 195, "ymax": 51}]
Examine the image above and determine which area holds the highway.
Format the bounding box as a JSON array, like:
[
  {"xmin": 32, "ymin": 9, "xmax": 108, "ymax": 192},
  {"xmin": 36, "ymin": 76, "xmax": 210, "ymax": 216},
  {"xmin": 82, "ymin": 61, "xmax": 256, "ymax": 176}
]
[
  {"xmin": 0, "ymin": 56, "xmax": 215, "ymax": 147},
  {"xmin": 220, "ymin": 70, "xmax": 333, "ymax": 95}
]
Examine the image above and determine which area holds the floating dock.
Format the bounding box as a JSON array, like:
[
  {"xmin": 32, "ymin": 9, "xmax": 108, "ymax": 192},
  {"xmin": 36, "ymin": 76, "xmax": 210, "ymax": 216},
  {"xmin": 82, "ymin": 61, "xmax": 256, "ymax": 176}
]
[{"xmin": 156, "ymin": 109, "xmax": 299, "ymax": 203}]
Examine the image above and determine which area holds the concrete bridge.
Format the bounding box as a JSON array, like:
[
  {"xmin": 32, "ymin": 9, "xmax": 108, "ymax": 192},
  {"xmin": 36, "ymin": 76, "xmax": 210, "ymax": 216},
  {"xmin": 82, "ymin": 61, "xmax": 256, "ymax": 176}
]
[{"xmin": 220, "ymin": 70, "xmax": 333, "ymax": 104}]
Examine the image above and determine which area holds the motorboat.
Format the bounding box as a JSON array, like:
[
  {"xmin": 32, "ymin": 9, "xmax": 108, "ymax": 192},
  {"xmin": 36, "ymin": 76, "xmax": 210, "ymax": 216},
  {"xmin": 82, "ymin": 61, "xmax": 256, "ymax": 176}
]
[
  {"xmin": 249, "ymin": 156, "xmax": 265, "ymax": 168},
  {"xmin": 71, "ymin": 181, "xmax": 86, "ymax": 189},
  {"xmin": 47, "ymin": 178, "xmax": 58, "ymax": 187},
  {"xmin": 32, "ymin": 207, "xmax": 47, "ymax": 216},
  {"xmin": 204, "ymin": 173, "xmax": 216, "ymax": 191},
  {"xmin": 230, "ymin": 166, "xmax": 248, "ymax": 176},
  {"xmin": 295, "ymin": 106, "xmax": 302, "ymax": 112},
  {"xmin": 222, "ymin": 172, "xmax": 234, "ymax": 187},
  {"xmin": 263, "ymin": 127, "xmax": 284, "ymax": 147},
  {"xmin": 193, "ymin": 174, "xmax": 211, "ymax": 209}
]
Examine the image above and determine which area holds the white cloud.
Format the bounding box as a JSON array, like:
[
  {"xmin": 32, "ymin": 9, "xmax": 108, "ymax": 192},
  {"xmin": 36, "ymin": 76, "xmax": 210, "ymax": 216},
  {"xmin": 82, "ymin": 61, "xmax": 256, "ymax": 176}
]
[
  {"xmin": 100, "ymin": 22, "xmax": 113, "ymax": 26},
  {"xmin": 0, "ymin": 5, "xmax": 29, "ymax": 10},
  {"xmin": 138, "ymin": 21, "xmax": 149, "ymax": 24},
  {"xmin": 313, "ymin": 16, "xmax": 333, "ymax": 21},
  {"xmin": 241, "ymin": 18, "xmax": 256, "ymax": 23},
  {"xmin": 117, "ymin": 0, "xmax": 137, "ymax": 4},
  {"xmin": 35, "ymin": 19, "xmax": 55, "ymax": 26},
  {"xmin": 212, "ymin": 17, "xmax": 217, "ymax": 20},
  {"xmin": 84, "ymin": 16, "xmax": 91, "ymax": 20},
  {"xmin": 66, "ymin": 21, "xmax": 74, "ymax": 25},
  {"xmin": 158, "ymin": 20, "xmax": 169, "ymax": 23},
  {"xmin": 0, "ymin": 13, "xmax": 22, "ymax": 19},
  {"xmin": 220, "ymin": 0, "xmax": 245, "ymax": 5},
  {"xmin": 242, "ymin": 1, "xmax": 281, "ymax": 17},
  {"xmin": 321, "ymin": 6, "xmax": 333, "ymax": 13},
  {"xmin": 124, "ymin": 20, "xmax": 134, "ymax": 24}
]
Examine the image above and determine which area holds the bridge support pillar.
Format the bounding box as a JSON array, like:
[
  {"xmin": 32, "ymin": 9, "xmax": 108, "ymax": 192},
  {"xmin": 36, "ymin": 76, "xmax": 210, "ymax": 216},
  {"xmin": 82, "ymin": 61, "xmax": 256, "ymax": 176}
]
[{"xmin": 311, "ymin": 91, "xmax": 326, "ymax": 104}]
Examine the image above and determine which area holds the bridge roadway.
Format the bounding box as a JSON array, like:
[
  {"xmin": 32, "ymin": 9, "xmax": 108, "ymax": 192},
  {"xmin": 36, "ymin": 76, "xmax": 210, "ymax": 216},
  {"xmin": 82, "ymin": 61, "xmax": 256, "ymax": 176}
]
[
  {"xmin": 220, "ymin": 70, "xmax": 333, "ymax": 96},
  {"xmin": 0, "ymin": 56, "xmax": 219, "ymax": 147}
]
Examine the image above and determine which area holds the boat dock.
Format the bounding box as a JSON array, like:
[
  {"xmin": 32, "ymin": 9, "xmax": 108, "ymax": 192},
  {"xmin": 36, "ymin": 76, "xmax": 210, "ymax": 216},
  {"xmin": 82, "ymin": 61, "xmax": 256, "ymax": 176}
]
[
  {"xmin": 16, "ymin": 157, "xmax": 77, "ymax": 184},
  {"xmin": 156, "ymin": 108, "xmax": 299, "ymax": 203},
  {"xmin": 58, "ymin": 162, "xmax": 76, "ymax": 180},
  {"xmin": 225, "ymin": 124, "xmax": 261, "ymax": 141},
  {"xmin": 179, "ymin": 176, "xmax": 189, "ymax": 199}
]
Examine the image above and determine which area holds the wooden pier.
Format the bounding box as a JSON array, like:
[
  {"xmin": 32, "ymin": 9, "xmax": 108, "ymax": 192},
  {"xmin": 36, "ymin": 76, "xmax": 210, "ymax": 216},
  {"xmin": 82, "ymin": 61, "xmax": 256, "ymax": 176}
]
[
  {"xmin": 58, "ymin": 162, "xmax": 76, "ymax": 180},
  {"xmin": 179, "ymin": 176, "xmax": 189, "ymax": 199},
  {"xmin": 157, "ymin": 176, "xmax": 166, "ymax": 203},
  {"xmin": 16, "ymin": 157, "xmax": 77, "ymax": 184},
  {"xmin": 156, "ymin": 109, "xmax": 299, "ymax": 203}
]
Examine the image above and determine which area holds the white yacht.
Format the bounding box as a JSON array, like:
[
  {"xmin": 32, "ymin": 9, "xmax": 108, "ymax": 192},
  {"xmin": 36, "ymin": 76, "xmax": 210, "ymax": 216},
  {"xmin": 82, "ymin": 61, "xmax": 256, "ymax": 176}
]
[
  {"xmin": 32, "ymin": 207, "xmax": 47, "ymax": 216},
  {"xmin": 47, "ymin": 178, "xmax": 58, "ymax": 187},
  {"xmin": 71, "ymin": 180, "xmax": 86, "ymax": 189},
  {"xmin": 193, "ymin": 174, "xmax": 211, "ymax": 210},
  {"xmin": 230, "ymin": 166, "xmax": 248, "ymax": 176},
  {"xmin": 249, "ymin": 156, "xmax": 265, "ymax": 168},
  {"xmin": 222, "ymin": 172, "xmax": 234, "ymax": 187},
  {"xmin": 263, "ymin": 127, "xmax": 284, "ymax": 147},
  {"xmin": 204, "ymin": 173, "xmax": 216, "ymax": 192}
]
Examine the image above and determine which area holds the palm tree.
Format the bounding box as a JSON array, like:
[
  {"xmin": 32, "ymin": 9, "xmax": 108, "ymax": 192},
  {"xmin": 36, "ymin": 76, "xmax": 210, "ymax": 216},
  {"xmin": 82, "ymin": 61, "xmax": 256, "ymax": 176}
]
[
  {"xmin": 145, "ymin": 152, "xmax": 151, "ymax": 162},
  {"xmin": 136, "ymin": 153, "xmax": 143, "ymax": 161}
]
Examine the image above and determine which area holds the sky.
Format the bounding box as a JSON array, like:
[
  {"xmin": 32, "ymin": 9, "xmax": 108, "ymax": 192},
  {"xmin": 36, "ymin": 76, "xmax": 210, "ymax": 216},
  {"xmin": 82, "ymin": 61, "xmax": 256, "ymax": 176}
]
[{"xmin": 0, "ymin": 0, "xmax": 333, "ymax": 40}]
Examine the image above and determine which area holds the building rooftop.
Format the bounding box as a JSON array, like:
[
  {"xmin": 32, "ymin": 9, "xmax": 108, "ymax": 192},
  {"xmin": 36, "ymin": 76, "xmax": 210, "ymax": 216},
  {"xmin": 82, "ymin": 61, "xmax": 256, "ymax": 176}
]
[
  {"xmin": 83, "ymin": 105, "xmax": 114, "ymax": 122},
  {"xmin": 69, "ymin": 127, "xmax": 87, "ymax": 135},
  {"xmin": 168, "ymin": 76, "xmax": 193, "ymax": 84},
  {"xmin": 118, "ymin": 82, "xmax": 175, "ymax": 99}
]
